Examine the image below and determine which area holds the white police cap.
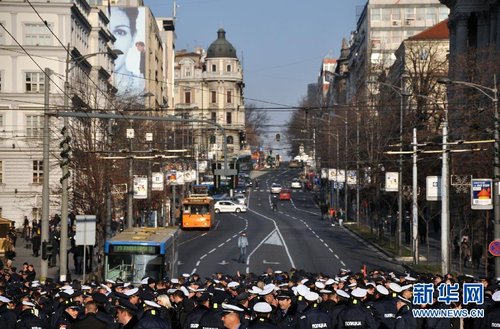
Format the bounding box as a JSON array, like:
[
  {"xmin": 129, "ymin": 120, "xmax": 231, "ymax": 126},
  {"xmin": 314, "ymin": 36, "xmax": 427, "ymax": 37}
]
[
  {"xmin": 336, "ymin": 289, "xmax": 350, "ymax": 299},
  {"xmin": 124, "ymin": 287, "xmax": 139, "ymax": 296},
  {"xmin": 227, "ymin": 282, "xmax": 240, "ymax": 289},
  {"xmin": 222, "ymin": 303, "xmax": 244, "ymax": 313},
  {"xmin": 351, "ymin": 288, "xmax": 367, "ymax": 299},
  {"xmin": 248, "ymin": 286, "xmax": 262, "ymax": 294},
  {"xmin": 253, "ymin": 302, "xmax": 272, "ymax": 313},
  {"xmin": 22, "ymin": 301, "xmax": 35, "ymax": 307},
  {"xmin": 140, "ymin": 277, "xmax": 150, "ymax": 285},
  {"xmin": 315, "ymin": 282, "xmax": 326, "ymax": 289},
  {"xmin": 144, "ymin": 300, "xmax": 161, "ymax": 308},
  {"xmin": 493, "ymin": 291, "xmax": 500, "ymax": 302},
  {"xmin": 325, "ymin": 278, "xmax": 336, "ymax": 286},
  {"xmin": 259, "ymin": 286, "xmax": 274, "ymax": 296},
  {"xmin": 0, "ymin": 296, "xmax": 11, "ymax": 303},
  {"xmin": 304, "ymin": 291, "xmax": 319, "ymax": 302},
  {"xmin": 296, "ymin": 285, "xmax": 310, "ymax": 297},
  {"xmin": 389, "ymin": 282, "xmax": 402, "ymax": 293},
  {"xmin": 376, "ymin": 285, "xmax": 389, "ymax": 296}
]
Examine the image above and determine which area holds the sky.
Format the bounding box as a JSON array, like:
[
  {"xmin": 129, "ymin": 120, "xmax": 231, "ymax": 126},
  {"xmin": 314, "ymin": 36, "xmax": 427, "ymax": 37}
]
[{"xmin": 144, "ymin": 0, "xmax": 367, "ymax": 141}]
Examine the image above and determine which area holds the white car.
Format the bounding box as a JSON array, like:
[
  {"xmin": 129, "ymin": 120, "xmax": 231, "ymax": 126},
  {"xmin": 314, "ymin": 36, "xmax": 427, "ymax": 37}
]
[
  {"xmin": 270, "ymin": 183, "xmax": 282, "ymax": 194},
  {"xmin": 214, "ymin": 200, "xmax": 247, "ymax": 213},
  {"xmin": 291, "ymin": 179, "xmax": 302, "ymax": 189},
  {"xmin": 231, "ymin": 194, "xmax": 247, "ymax": 205}
]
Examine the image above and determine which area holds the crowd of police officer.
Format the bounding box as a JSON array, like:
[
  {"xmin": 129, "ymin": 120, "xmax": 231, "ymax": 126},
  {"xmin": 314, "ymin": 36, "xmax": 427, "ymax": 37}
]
[{"xmin": 1, "ymin": 267, "xmax": 500, "ymax": 329}]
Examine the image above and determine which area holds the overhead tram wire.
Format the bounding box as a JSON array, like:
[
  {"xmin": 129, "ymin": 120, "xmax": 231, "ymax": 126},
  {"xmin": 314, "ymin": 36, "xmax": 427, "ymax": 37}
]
[{"xmin": 25, "ymin": 0, "xmax": 125, "ymax": 119}]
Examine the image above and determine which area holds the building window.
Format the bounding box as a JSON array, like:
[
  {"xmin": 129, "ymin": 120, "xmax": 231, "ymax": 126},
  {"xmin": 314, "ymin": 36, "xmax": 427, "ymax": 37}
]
[
  {"xmin": 371, "ymin": 8, "xmax": 381, "ymax": 21},
  {"xmin": 184, "ymin": 67, "xmax": 191, "ymax": 77},
  {"xmin": 0, "ymin": 71, "xmax": 3, "ymax": 92},
  {"xmin": 226, "ymin": 91, "xmax": 232, "ymax": 103},
  {"xmin": 209, "ymin": 135, "xmax": 216, "ymax": 144},
  {"xmin": 33, "ymin": 160, "xmax": 43, "ymax": 184},
  {"xmin": 185, "ymin": 91, "xmax": 191, "ymax": 104},
  {"xmin": 0, "ymin": 113, "xmax": 3, "ymax": 128},
  {"xmin": 211, "ymin": 112, "xmax": 216, "ymax": 122},
  {"xmin": 32, "ymin": 207, "xmax": 41, "ymax": 221},
  {"xmin": 24, "ymin": 23, "xmax": 52, "ymax": 46},
  {"xmin": 0, "ymin": 160, "xmax": 3, "ymax": 184},
  {"xmin": 212, "ymin": 64, "xmax": 216, "ymax": 72},
  {"xmin": 211, "ymin": 91, "xmax": 217, "ymax": 103},
  {"xmin": 26, "ymin": 115, "xmax": 42, "ymax": 137},
  {"xmin": 25, "ymin": 72, "xmax": 45, "ymax": 93},
  {"xmin": 226, "ymin": 64, "xmax": 231, "ymax": 72},
  {"xmin": 226, "ymin": 112, "xmax": 232, "ymax": 124},
  {"xmin": 226, "ymin": 136, "xmax": 233, "ymax": 144}
]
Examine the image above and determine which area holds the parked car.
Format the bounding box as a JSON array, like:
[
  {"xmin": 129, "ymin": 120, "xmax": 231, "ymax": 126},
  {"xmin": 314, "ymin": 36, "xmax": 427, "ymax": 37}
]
[
  {"xmin": 291, "ymin": 178, "xmax": 301, "ymax": 189},
  {"xmin": 270, "ymin": 183, "xmax": 282, "ymax": 194},
  {"xmin": 279, "ymin": 189, "xmax": 291, "ymax": 200},
  {"xmin": 214, "ymin": 200, "xmax": 247, "ymax": 213}
]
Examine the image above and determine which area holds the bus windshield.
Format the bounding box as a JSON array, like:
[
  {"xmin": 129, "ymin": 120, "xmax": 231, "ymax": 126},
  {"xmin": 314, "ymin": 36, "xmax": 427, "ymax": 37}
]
[
  {"xmin": 183, "ymin": 204, "xmax": 209, "ymax": 214},
  {"xmin": 106, "ymin": 253, "xmax": 163, "ymax": 283}
]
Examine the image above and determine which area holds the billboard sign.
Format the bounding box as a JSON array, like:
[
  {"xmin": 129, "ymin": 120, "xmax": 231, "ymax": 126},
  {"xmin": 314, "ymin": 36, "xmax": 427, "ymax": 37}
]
[
  {"xmin": 133, "ymin": 175, "xmax": 147, "ymax": 199},
  {"xmin": 152, "ymin": 172, "xmax": 163, "ymax": 191},
  {"xmin": 385, "ymin": 172, "xmax": 399, "ymax": 192},
  {"xmin": 110, "ymin": 6, "xmax": 146, "ymax": 97},
  {"xmin": 426, "ymin": 176, "xmax": 441, "ymax": 201},
  {"xmin": 471, "ymin": 179, "xmax": 493, "ymax": 210}
]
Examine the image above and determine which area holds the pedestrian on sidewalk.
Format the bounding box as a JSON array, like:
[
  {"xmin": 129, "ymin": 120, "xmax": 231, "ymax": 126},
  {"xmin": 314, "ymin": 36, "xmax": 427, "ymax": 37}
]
[
  {"xmin": 461, "ymin": 236, "xmax": 471, "ymax": 268},
  {"xmin": 237, "ymin": 231, "xmax": 248, "ymax": 264},
  {"xmin": 471, "ymin": 241, "xmax": 483, "ymax": 270},
  {"xmin": 31, "ymin": 230, "xmax": 41, "ymax": 257}
]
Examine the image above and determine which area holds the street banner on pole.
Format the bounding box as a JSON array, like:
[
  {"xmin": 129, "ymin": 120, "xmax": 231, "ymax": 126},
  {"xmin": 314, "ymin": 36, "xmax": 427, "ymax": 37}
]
[
  {"xmin": 385, "ymin": 172, "xmax": 399, "ymax": 192},
  {"xmin": 133, "ymin": 176, "xmax": 147, "ymax": 199},
  {"xmin": 347, "ymin": 170, "xmax": 357, "ymax": 185},
  {"xmin": 328, "ymin": 169, "xmax": 337, "ymax": 181},
  {"xmin": 471, "ymin": 178, "xmax": 493, "ymax": 210},
  {"xmin": 166, "ymin": 170, "xmax": 177, "ymax": 185},
  {"xmin": 426, "ymin": 176, "xmax": 441, "ymax": 201},
  {"xmin": 152, "ymin": 172, "xmax": 164, "ymax": 191},
  {"xmin": 321, "ymin": 168, "xmax": 328, "ymax": 179},
  {"xmin": 75, "ymin": 215, "xmax": 96, "ymax": 246}
]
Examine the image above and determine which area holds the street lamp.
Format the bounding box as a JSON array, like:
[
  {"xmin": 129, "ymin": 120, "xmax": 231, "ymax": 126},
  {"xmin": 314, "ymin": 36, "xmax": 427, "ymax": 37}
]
[
  {"xmin": 58, "ymin": 46, "xmax": 123, "ymax": 281},
  {"xmin": 368, "ymin": 78, "xmax": 410, "ymax": 256},
  {"xmin": 438, "ymin": 74, "xmax": 498, "ymax": 276}
]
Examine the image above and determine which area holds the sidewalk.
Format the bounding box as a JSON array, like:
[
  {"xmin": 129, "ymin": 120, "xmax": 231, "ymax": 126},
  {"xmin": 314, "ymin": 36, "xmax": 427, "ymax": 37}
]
[
  {"xmin": 9, "ymin": 235, "xmax": 85, "ymax": 282},
  {"xmin": 344, "ymin": 222, "xmax": 489, "ymax": 277}
]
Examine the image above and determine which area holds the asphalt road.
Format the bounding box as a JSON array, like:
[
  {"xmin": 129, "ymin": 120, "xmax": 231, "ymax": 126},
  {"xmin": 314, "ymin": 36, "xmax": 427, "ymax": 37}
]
[{"xmin": 177, "ymin": 168, "xmax": 405, "ymax": 277}]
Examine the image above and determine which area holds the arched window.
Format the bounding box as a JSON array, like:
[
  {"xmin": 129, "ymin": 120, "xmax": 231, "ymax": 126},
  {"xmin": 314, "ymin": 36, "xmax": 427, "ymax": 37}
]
[{"xmin": 227, "ymin": 136, "xmax": 234, "ymax": 144}]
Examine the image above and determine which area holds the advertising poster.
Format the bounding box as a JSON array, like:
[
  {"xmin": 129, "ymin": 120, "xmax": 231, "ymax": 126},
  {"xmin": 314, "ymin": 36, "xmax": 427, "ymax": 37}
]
[
  {"xmin": 321, "ymin": 168, "xmax": 328, "ymax": 179},
  {"xmin": 152, "ymin": 172, "xmax": 164, "ymax": 191},
  {"xmin": 166, "ymin": 170, "xmax": 177, "ymax": 185},
  {"xmin": 471, "ymin": 179, "xmax": 493, "ymax": 210},
  {"xmin": 426, "ymin": 176, "xmax": 441, "ymax": 201},
  {"xmin": 385, "ymin": 172, "xmax": 399, "ymax": 192},
  {"xmin": 347, "ymin": 170, "xmax": 357, "ymax": 186},
  {"xmin": 109, "ymin": 6, "xmax": 146, "ymax": 97},
  {"xmin": 133, "ymin": 175, "xmax": 147, "ymax": 199}
]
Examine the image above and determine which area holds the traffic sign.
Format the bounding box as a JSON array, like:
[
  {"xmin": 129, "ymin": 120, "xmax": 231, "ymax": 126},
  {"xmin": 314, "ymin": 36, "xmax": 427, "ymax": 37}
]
[{"xmin": 489, "ymin": 240, "xmax": 500, "ymax": 256}]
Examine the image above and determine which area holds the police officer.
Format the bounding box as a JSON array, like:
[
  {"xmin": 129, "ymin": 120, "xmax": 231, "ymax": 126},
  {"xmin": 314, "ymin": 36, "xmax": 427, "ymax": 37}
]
[
  {"xmin": 273, "ymin": 290, "xmax": 298, "ymax": 329},
  {"xmin": 199, "ymin": 290, "xmax": 226, "ymax": 329},
  {"xmin": 394, "ymin": 295, "xmax": 416, "ymax": 329},
  {"xmin": 222, "ymin": 303, "xmax": 247, "ymax": 329},
  {"xmin": 481, "ymin": 290, "xmax": 500, "ymax": 329},
  {"xmin": 0, "ymin": 295, "xmax": 16, "ymax": 329},
  {"xmin": 330, "ymin": 290, "xmax": 350, "ymax": 329},
  {"xmin": 336, "ymin": 288, "xmax": 377, "ymax": 329},
  {"xmin": 249, "ymin": 302, "xmax": 277, "ymax": 329},
  {"xmin": 115, "ymin": 298, "xmax": 139, "ymax": 329},
  {"xmin": 16, "ymin": 300, "xmax": 49, "ymax": 329},
  {"xmin": 297, "ymin": 291, "xmax": 331, "ymax": 329},
  {"xmin": 135, "ymin": 299, "xmax": 171, "ymax": 329},
  {"xmin": 184, "ymin": 292, "xmax": 210, "ymax": 329},
  {"xmin": 371, "ymin": 285, "xmax": 397, "ymax": 329}
]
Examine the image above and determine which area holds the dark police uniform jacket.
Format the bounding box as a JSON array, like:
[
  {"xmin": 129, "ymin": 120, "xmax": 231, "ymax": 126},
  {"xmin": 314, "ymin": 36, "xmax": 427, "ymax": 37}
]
[
  {"xmin": 372, "ymin": 297, "xmax": 397, "ymax": 329},
  {"xmin": 134, "ymin": 308, "xmax": 171, "ymax": 329},
  {"xmin": 394, "ymin": 305, "xmax": 416, "ymax": 329},
  {"xmin": 273, "ymin": 303, "xmax": 298, "ymax": 329},
  {"xmin": 0, "ymin": 304, "xmax": 17, "ymax": 329},
  {"xmin": 248, "ymin": 317, "xmax": 278, "ymax": 329},
  {"xmin": 336, "ymin": 300, "xmax": 377, "ymax": 329},
  {"xmin": 297, "ymin": 303, "xmax": 332, "ymax": 329},
  {"xmin": 481, "ymin": 303, "xmax": 500, "ymax": 329},
  {"xmin": 184, "ymin": 304, "xmax": 209, "ymax": 329},
  {"xmin": 16, "ymin": 309, "xmax": 49, "ymax": 329},
  {"xmin": 198, "ymin": 305, "xmax": 224, "ymax": 329}
]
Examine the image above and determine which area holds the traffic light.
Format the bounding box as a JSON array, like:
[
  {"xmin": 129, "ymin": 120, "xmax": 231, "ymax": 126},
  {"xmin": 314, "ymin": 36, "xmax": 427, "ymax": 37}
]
[
  {"xmin": 42, "ymin": 241, "xmax": 53, "ymax": 260},
  {"xmin": 276, "ymin": 133, "xmax": 280, "ymax": 142}
]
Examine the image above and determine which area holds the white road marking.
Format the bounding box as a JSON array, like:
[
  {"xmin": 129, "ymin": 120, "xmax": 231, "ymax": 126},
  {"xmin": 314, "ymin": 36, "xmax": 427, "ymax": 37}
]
[
  {"xmin": 208, "ymin": 248, "xmax": 216, "ymax": 253},
  {"xmin": 218, "ymin": 243, "xmax": 225, "ymax": 247},
  {"xmin": 335, "ymin": 254, "xmax": 339, "ymax": 259},
  {"xmin": 226, "ymin": 238, "xmax": 232, "ymax": 243},
  {"xmin": 200, "ymin": 254, "xmax": 207, "ymax": 260},
  {"xmin": 191, "ymin": 268, "xmax": 197, "ymax": 274},
  {"xmin": 328, "ymin": 248, "xmax": 333, "ymax": 253},
  {"xmin": 340, "ymin": 261, "xmax": 346, "ymax": 266},
  {"xmin": 196, "ymin": 261, "xmax": 200, "ymax": 266}
]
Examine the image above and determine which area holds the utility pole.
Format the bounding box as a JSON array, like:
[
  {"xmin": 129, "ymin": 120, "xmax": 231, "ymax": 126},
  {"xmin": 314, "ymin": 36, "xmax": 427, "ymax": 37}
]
[
  {"xmin": 412, "ymin": 127, "xmax": 419, "ymax": 265},
  {"xmin": 397, "ymin": 76, "xmax": 405, "ymax": 256},
  {"xmin": 356, "ymin": 107, "xmax": 360, "ymax": 225},
  {"xmin": 344, "ymin": 117, "xmax": 348, "ymax": 221},
  {"xmin": 441, "ymin": 102, "xmax": 450, "ymax": 274},
  {"xmin": 127, "ymin": 127, "xmax": 134, "ymax": 228},
  {"xmin": 493, "ymin": 74, "xmax": 499, "ymax": 278},
  {"xmin": 40, "ymin": 67, "xmax": 51, "ymax": 283},
  {"xmin": 146, "ymin": 132, "xmax": 153, "ymax": 226}
]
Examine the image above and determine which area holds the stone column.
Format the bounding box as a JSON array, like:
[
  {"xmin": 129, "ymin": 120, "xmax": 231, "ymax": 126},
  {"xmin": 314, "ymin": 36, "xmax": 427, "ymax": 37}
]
[{"xmin": 478, "ymin": 11, "xmax": 491, "ymax": 49}]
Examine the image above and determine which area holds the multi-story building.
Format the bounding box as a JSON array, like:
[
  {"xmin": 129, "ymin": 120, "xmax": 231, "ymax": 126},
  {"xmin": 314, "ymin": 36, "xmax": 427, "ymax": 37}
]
[
  {"xmin": 0, "ymin": 0, "xmax": 116, "ymax": 226},
  {"xmin": 156, "ymin": 17, "xmax": 175, "ymax": 110},
  {"xmin": 173, "ymin": 28, "xmax": 246, "ymax": 162},
  {"xmin": 440, "ymin": 0, "xmax": 500, "ymax": 80},
  {"xmin": 347, "ymin": 0, "xmax": 449, "ymax": 103}
]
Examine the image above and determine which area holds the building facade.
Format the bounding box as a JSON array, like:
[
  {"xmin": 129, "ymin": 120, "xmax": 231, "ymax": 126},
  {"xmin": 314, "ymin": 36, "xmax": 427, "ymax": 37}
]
[
  {"xmin": 173, "ymin": 28, "xmax": 246, "ymax": 162},
  {"xmin": 347, "ymin": 0, "xmax": 449, "ymax": 103},
  {"xmin": 0, "ymin": 0, "xmax": 116, "ymax": 226}
]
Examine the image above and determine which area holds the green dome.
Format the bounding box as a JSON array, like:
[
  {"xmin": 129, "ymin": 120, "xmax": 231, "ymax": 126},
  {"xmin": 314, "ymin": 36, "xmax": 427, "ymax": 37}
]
[{"xmin": 206, "ymin": 28, "xmax": 237, "ymax": 58}]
